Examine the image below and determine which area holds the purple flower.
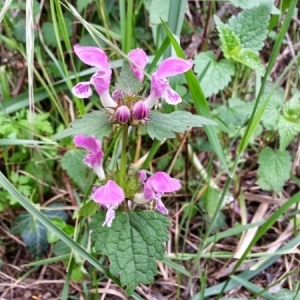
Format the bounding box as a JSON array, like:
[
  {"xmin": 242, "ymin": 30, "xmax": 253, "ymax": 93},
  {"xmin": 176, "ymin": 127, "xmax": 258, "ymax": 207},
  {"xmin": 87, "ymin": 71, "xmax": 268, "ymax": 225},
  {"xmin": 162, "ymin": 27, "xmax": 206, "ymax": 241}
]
[
  {"xmin": 115, "ymin": 105, "xmax": 131, "ymax": 123},
  {"xmin": 73, "ymin": 135, "xmax": 105, "ymax": 180},
  {"xmin": 144, "ymin": 57, "xmax": 193, "ymax": 108},
  {"xmin": 128, "ymin": 48, "xmax": 148, "ymax": 83},
  {"xmin": 132, "ymin": 101, "xmax": 150, "ymax": 121},
  {"xmin": 72, "ymin": 45, "xmax": 117, "ymax": 109},
  {"xmin": 133, "ymin": 171, "xmax": 182, "ymax": 214},
  {"xmin": 93, "ymin": 180, "xmax": 125, "ymax": 227}
]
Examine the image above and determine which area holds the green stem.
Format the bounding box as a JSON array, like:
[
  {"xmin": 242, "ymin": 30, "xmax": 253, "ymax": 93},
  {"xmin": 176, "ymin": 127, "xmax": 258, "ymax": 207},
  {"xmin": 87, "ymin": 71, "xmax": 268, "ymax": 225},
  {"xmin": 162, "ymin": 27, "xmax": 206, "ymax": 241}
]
[{"xmin": 119, "ymin": 125, "xmax": 128, "ymax": 187}]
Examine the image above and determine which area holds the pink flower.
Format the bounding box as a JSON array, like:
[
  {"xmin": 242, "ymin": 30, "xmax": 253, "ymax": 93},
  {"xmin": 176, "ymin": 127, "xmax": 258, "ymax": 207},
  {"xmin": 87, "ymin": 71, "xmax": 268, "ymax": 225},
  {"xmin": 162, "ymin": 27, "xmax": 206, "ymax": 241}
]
[
  {"xmin": 132, "ymin": 101, "xmax": 150, "ymax": 121},
  {"xmin": 128, "ymin": 48, "xmax": 148, "ymax": 83},
  {"xmin": 73, "ymin": 135, "xmax": 105, "ymax": 180},
  {"xmin": 144, "ymin": 57, "xmax": 193, "ymax": 108},
  {"xmin": 115, "ymin": 105, "xmax": 131, "ymax": 123},
  {"xmin": 93, "ymin": 180, "xmax": 125, "ymax": 227},
  {"xmin": 72, "ymin": 45, "xmax": 117, "ymax": 109},
  {"xmin": 133, "ymin": 171, "xmax": 182, "ymax": 214}
]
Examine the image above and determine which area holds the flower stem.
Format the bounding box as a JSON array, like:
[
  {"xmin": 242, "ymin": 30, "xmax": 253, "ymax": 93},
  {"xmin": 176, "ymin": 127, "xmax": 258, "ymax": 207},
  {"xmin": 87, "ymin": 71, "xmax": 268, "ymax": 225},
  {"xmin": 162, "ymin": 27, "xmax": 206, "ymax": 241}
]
[{"xmin": 119, "ymin": 124, "xmax": 128, "ymax": 187}]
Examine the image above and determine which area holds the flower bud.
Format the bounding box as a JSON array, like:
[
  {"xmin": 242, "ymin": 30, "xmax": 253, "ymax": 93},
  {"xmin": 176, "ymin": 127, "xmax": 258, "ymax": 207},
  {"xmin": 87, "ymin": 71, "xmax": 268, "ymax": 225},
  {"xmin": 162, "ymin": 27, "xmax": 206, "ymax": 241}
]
[
  {"xmin": 138, "ymin": 170, "xmax": 147, "ymax": 183},
  {"xmin": 132, "ymin": 101, "xmax": 150, "ymax": 120},
  {"xmin": 112, "ymin": 89, "xmax": 123, "ymax": 103},
  {"xmin": 115, "ymin": 105, "xmax": 131, "ymax": 123}
]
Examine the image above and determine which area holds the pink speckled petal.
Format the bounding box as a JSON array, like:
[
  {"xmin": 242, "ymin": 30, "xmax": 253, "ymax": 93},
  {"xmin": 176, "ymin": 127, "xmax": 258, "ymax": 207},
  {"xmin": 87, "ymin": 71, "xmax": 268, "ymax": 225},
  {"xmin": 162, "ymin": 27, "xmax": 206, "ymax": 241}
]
[
  {"xmin": 162, "ymin": 87, "xmax": 182, "ymax": 105},
  {"xmin": 72, "ymin": 82, "xmax": 92, "ymax": 99},
  {"xmin": 74, "ymin": 135, "xmax": 102, "ymax": 154}
]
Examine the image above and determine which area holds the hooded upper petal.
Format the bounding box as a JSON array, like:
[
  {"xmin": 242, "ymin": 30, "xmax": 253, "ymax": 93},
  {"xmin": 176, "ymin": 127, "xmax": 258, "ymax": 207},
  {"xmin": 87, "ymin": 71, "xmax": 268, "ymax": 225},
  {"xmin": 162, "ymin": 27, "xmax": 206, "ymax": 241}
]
[
  {"xmin": 74, "ymin": 135, "xmax": 105, "ymax": 179},
  {"xmin": 74, "ymin": 135, "xmax": 102, "ymax": 154},
  {"xmin": 93, "ymin": 180, "xmax": 125, "ymax": 206},
  {"xmin": 74, "ymin": 44, "xmax": 109, "ymax": 70},
  {"xmin": 128, "ymin": 48, "xmax": 148, "ymax": 82},
  {"xmin": 155, "ymin": 57, "xmax": 193, "ymax": 79},
  {"xmin": 144, "ymin": 171, "xmax": 182, "ymax": 200}
]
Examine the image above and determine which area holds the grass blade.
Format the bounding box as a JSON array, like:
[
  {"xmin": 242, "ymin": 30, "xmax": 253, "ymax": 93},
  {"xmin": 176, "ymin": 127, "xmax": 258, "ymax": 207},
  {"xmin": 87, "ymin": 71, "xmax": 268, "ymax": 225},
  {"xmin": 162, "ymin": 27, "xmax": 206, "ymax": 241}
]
[{"xmin": 161, "ymin": 20, "xmax": 229, "ymax": 173}]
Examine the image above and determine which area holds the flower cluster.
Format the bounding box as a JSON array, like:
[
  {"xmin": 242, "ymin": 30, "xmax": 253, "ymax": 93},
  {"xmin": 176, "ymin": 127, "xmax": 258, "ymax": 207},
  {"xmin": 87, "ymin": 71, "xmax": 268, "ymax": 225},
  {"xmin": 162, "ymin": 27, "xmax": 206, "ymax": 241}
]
[
  {"xmin": 75, "ymin": 135, "xmax": 181, "ymax": 227},
  {"xmin": 72, "ymin": 45, "xmax": 193, "ymax": 124},
  {"xmin": 72, "ymin": 45, "xmax": 192, "ymax": 227}
]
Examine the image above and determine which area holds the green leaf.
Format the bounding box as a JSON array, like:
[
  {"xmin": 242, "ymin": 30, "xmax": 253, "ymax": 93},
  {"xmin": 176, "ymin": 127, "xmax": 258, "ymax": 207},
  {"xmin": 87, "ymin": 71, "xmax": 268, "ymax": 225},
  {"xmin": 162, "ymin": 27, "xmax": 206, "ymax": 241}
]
[
  {"xmin": 78, "ymin": 200, "xmax": 99, "ymax": 217},
  {"xmin": 147, "ymin": 111, "xmax": 217, "ymax": 141},
  {"xmin": 91, "ymin": 210, "xmax": 170, "ymax": 295},
  {"xmin": 115, "ymin": 62, "xmax": 142, "ymax": 95},
  {"xmin": 261, "ymin": 85, "xmax": 285, "ymax": 130},
  {"xmin": 53, "ymin": 110, "xmax": 112, "ymax": 140},
  {"xmin": 149, "ymin": 0, "xmax": 170, "ymax": 25},
  {"xmin": 278, "ymin": 93, "xmax": 300, "ymax": 150},
  {"xmin": 275, "ymin": 288, "xmax": 300, "ymax": 300},
  {"xmin": 235, "ymin": 48, "xmax": 265, "ymax": 76},
  {"xmin": 194, "ymin": 51, "xmax": 235, "ymax": 97},
  {"xmin": 257, "ymin": 147, "xmax": 291, "ymax": 194},
  {"xmin": 61, "ymin": 149, "xmax": 92, "ymax": 193},
  {"xmin": 214, "ymin": 16, "xmax": 241, "ymax": 58},
  {"xmin": 41, "ymin": 22, "xmax": 58, "ymax": 47},
  {"xmin": 11, "ymin": 212, "xmax": 48, "ymax": 257},
  {"xmin": 76, "ymin": 0, "xmax": 94, "ymax": 13},
  {"xmin": 278, "ymin": 116, "xmax": 300, "ymax": 150},
  {"xmin": 228, "ymin": 2, "xmax": 272, "ymax": 52}
]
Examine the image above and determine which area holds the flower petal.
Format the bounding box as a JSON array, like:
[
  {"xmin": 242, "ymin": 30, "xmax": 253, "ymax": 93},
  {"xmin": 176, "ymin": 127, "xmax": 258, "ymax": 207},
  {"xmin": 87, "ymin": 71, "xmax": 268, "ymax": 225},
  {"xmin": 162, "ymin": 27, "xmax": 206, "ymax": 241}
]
[
  {"xmin": 102, "ymin": 205, "xmax": 116, "ymax": 227},
  {"xmin": 155, "ymin": 57, "xmax": 193, "ymax": 79},
  {"xmin": 132, "ymin": 101, "xmax": 150, "ymax": 120},
  {"xmin": 155, "ymin": 197, "xmax": 169, "ymax": 214},
  {"xmin": 74, "ymin": 44, "xmax": 109, "ymax": 69},
  {"xmin": 147, "ymin": 172, "xmax": 182, "ymax": 193},
  {"xmin": 144, "ymin": 76, "xmax": 169, "ymax": 108},
  {"xmin": 72, "ymin": 82, "xmax": 92, "ymax": 99},
  {"xmin": 128, "ymin": 48, "xmax": 148, "ymax": 82},
  {"xmin": 133, "ymin": 192, "xmax": 149, "ymax": 204},
  {"xmin": 93, "ymin": 180, "xmax": 125, "ymax": 206},
  {"xmin": 90, "ymin": 69, "xmax": 112, "ymax": 95},
  {"xmin": 162, "ymin": 87, "xmax": 182, "ymax": 105},
  {"xmin": 74, "ymin": 135, "xmax": 102, "ymax": 153}
]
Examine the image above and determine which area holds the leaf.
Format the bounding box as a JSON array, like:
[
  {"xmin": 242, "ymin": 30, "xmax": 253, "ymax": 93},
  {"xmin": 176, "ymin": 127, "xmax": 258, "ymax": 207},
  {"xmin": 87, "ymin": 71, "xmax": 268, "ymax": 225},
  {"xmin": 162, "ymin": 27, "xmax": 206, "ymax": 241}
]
[
  {"xmin": 78, "ymin": 200, "xmax": 99, "ymax": 217},
  {"xmin": 90, "ymin": 210, "xmax": 170, "ymax": 295},
  {"xmin": 278, "ymin": 93, "xmax": 300, "ymax": 150},
  {"xmin": 228, "ymin": 2, "xmax": 272, "ymax": 53},
  {"xmin": 214, "ymin": 16, "xmax": 241, "ymax": 58},
  {"xmin": 275, "ymin": 288, "xmax": 300, "ymax": 300},
  {"xmin": 235, "ymin": 48, "xmax": 265, "ymax": 76},
  {"xmin": 76, "ymin": 0, "xmax": 94, "ymax": 13},
  {"xmin": 115, "ymin": 62, "xmax": 142, "ymax": 95},
  {"xmin": 61, "ymin": 149, "xmax": 92, "ymax": 193},
  {"xmin": 194, "ymin": 51, "xmax": 235, "ymax": 97},
  {"xmin": 216, "ymin": 98, "xmax": 252, "ymax": 127},
  {"xmin": 257, "ymin": 147, "xmax": 291, "ymax": 194},
  {"xmin": 11, "ymin": 212, "xmax": 48, "ymax": 257},
  {"xmin": 53, "ymin": 110, "xmax": 112, "ymax": 140},
  {"xmin": 149, "ymin": 0, "xmax": 170, "ymax": 25},
  {"xmin": 11, "ymin": 203, "xmax": 68, "ymax": 256},
  {"xmin": 147, "ymin": 111, "xmax": 217, "ymax": 141}
]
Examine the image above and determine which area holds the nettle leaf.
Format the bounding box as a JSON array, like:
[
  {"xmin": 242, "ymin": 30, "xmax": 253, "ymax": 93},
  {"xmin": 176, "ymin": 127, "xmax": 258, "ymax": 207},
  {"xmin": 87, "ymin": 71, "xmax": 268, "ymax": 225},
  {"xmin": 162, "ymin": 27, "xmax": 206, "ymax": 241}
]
[
  {"xmin": 261, "ymin": 94, "xmax": 284, "ymax": 130},
  {"xmin": 257, "ymin": 147, "xmax": 291, "ymax": 194},
  {"xmin": 78, "ymin": 200, "xmax": 99, "ymax": 217},
  {"xmin": 278, "ymin": 94, "xmax": 300, "ymax": 150},
  {"xmin": 90, "ymin": 210, "xmax": 170, "ymax": 295},
  {"xmin": 61, "ymin": 149, "xmax": 92, "ymax": 193},
  {"xmin": 235, "ymin": 48, "xmax": 265, "ymax": 76},
  {"xmin": 194, "ymin": 51, "xmax": 235, "ymax": 97},
  {"xmin": 214, "ymin": 16, "xmax": 241, "ymax": 58},
  {"xmin": 228, "ymin": 2, "xmax": 272, "ymax": 53},
  {"xmin": 53, "ymin": 110, "xmax": 112, "ymax": 140},
  {"xmin": 76, "ymin": 0, "xmax": 94, "ymax": 13},
  {"xmin": 147, "ymin": 111, "xmax": 216, "ymax": 141},
  {"xmin": 115, "ymin": 62, "xmax": 142, "ymax": 95}
]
